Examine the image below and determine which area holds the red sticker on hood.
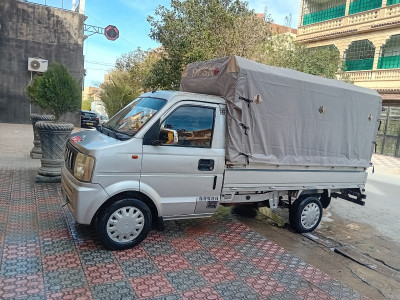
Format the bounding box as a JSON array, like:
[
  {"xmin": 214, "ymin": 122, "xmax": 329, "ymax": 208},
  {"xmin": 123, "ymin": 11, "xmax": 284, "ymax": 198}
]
[{"xmin": 70, "ymin": 136, "xmax": 82, "ymax": 143}]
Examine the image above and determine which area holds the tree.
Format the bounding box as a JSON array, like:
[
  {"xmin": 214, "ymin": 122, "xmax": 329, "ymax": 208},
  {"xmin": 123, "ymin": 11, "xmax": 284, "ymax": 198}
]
[
  {"xmin": 147, "ymin": 0, "xmax": 271, "ymax": 90},
  {"xmin": 146, "ymin": 0, "xmax": 345, "ymax": 89},
  {"xmin": 99, "ymin": 70, "xmax": 139, "ymax": 117},
  {"xmin": 100, "ymin": 48, "xmax": 161, "ymax": 117},
  {"xmin": 260, "ymin": 34, "xmax": 345, "ymax": 79},
  {"xmin": 27, "ymin": 62, "xmax": 81, "ymax": 121},
  {"xmin": 82, "ymin": 95, "xmax": 94, "ymax": 111}
]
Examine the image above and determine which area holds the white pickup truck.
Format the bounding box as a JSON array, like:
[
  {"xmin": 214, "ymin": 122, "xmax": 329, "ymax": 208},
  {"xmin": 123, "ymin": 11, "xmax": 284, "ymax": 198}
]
[{"xmin": 61, "ymin": 56, "xmax": 382, "ymax": 250}]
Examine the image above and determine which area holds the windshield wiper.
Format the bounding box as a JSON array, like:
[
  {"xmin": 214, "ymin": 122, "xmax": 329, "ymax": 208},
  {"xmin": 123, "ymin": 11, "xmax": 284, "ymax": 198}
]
[
  {"xmin": 100, "ymin": 124, "xmax": 132, "ymax": 141},
  {"xmin": 114, "ymin": 129, "xmax": 133, "ymax": 141}
]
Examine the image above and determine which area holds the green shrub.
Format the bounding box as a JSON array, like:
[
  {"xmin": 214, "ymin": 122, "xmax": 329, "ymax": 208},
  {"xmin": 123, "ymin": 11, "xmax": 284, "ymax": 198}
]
[{"xmin": 27, "ymin": 62, "xmax": 81, "ymax": 121}]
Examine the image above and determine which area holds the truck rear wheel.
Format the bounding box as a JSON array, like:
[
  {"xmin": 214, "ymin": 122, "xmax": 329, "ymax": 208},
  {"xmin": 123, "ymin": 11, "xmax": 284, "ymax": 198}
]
[
  {"xmin": 289, "ymin": 196, "xmax": 322, "ymax": 233},
  {"xmin": 96, "ymin": 199, "xmax": 152, "ymax": 250}
]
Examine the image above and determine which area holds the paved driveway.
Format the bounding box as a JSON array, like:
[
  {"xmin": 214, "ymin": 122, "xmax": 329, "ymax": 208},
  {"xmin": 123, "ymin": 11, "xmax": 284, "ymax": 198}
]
[
  {"xmin": 0, "ymin": 123, "xmax": 370, "ymax": 299},
  {"xmin": 0, "ymin": 168, "xmax": 368, "ymax": 299}
]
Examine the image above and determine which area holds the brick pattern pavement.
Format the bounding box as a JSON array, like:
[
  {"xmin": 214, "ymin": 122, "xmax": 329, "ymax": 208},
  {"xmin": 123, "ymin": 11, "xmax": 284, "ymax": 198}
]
[
  {"xmin": 371, "ymin": 154, "xmax": 400, "ymax": 175},
  {"xmin": 0, "ymin": 169, "xmax": 368, "ymax": 300}
]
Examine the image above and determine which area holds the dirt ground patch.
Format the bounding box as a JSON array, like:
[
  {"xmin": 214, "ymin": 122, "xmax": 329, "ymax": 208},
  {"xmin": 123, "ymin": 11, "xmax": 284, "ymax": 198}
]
[
  {"xmin": 317, "ymin": 209, "xmax": 400, "ymax": 272},
  {"xmin": 234, "ymin": 208, "xmax": 400, "ymax": 300}
]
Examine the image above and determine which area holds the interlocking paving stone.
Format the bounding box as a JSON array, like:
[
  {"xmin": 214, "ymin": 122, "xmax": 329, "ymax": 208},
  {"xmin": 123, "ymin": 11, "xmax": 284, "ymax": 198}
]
[
  {"xmin": 148, "ymin": 294, "xmax": 182, "ymax": 300},
  {"xmin": 196, "ymin": 235, "xmax": 226, "ymax": 248},
  {"xmin": 120, "ymin": 258, "xmax": 159, "ymax": 278},
  {"xmin": 267, "ymin": 291, "xmax": 303, "ymax": 300},
  {"xmin": 44, "ymin": 268, "xmax": 87, "ymax": 293},
  {"xmin": 162, "ymin": 221, "xmax": 187, "ymax": 240},
  {"xmin": 78, "ymin": 249, "xmax": 117, "ymax": 266},
  {"xmin": 90, "ymin": 281, "xmax": 135, "ymax": 300},
  {"xmin": 318, "ymin": 280, "xmax": 365, "ymax": 299},
  {"xmin": 233, "ymin": 243, "xmax": 267, "ymax": 258},
  {"xmin": 182, "ymin": 249, "xmax": 218, "ymax": 267},
  {"xmin": 41, "ymin": 238, "xmax": 76, "ymax": 256},
  {"xmin": 270, "ymin": 270, "xmax": 311, "ymax": 291},
  {"xmin": 1, "ymin": 257, "xmax": 42, "ymax": 277},
  {"xmin": 142, "ymin": 241, "xmax": 176, "ymax": 256},
  {"xmin": 0, "ymin": 168, "xmax": 370, "ymax": 299},
  {"xmin": 225, "ymin": 259, "xmax": 264, "ymax": 278},
  {"xmin": 130, "ymin": 273, "xmax": 175, "ymax": 298},
  {"xmin": 213, "ymin": 280, "xmax": 258, "ymax": 300},
  {"xmin": 165, "ymin": 269, "xmax": 207, "ymax": 291},
  {"xmin": 274, "ymin": 253, "xmax": 308, "ymax": 269}
]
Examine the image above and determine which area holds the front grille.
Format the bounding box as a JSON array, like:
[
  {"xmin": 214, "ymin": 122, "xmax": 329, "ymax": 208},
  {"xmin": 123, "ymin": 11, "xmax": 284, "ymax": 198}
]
[{"xmin": 64, "ymin": 142, "xmax": 78, "ymax": 172}]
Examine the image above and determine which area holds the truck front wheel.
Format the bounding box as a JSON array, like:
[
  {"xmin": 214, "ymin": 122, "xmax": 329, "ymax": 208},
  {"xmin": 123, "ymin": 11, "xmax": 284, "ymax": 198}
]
[
  {"xmin": 96, "ymin": 199, "xmax": 152, "ymax": 250},
  {"xmin": 289, "ymin": 197, "xmax": 322, "ymax": 233}
]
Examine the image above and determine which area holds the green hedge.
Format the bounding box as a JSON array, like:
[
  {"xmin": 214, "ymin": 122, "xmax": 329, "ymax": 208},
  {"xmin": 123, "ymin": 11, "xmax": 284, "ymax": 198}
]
[
  {"xmin": 349, "ymin": 0, "xmax": 382, "ymax": 14},
  {"xmin": 378, "ymin": 56, "xmax": 400, "ymax": 69},
  {"xmin": 303, "ymin": 5, "xmax": 346, "ymax": 25},
  {"xmin": 344, "ymin": 58, "xmax": 374, "ymax": 71}
]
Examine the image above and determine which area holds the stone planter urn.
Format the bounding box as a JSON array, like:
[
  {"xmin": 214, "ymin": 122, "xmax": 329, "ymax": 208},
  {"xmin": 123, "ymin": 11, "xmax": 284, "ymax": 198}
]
[
  {"xmin": 35, "ymin": 121, "xmax": 74, "ymax": 183},
  {"xmin": 30, "ymin": 114, "xmax": 55, "ymax": 159}
]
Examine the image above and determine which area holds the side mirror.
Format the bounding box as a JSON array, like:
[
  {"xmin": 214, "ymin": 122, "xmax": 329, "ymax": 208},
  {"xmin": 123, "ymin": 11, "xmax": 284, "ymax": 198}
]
[{"xmin": 159, "ymin": 128, "xmax": 178, "ymax": 145}]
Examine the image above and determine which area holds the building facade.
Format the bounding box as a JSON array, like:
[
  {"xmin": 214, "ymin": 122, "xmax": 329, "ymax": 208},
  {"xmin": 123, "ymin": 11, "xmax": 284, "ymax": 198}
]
[
  {"xmin": 296, "ymin": 0, "xmax": 400, "ymax": 157},
  {"xmin": 0, "ymin": 0, "xmax": 85, "ymax": 125}
]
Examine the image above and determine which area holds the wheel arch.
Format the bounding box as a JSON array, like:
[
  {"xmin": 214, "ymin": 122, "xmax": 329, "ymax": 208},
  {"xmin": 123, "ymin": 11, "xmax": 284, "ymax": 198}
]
[{"xmin": 90, "ymin": 190, "xmax": 159, "ymax": 226}]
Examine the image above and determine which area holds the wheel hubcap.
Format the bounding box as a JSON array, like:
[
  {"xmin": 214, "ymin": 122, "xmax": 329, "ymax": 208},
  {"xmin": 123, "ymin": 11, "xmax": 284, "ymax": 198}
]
[
  {"xmin": 106, "ymin": 206, "xmax": 145, "ymax": 243},
  {"xmin": 301, "ymin": 203, "xmax": 320, "ymax": 229}
]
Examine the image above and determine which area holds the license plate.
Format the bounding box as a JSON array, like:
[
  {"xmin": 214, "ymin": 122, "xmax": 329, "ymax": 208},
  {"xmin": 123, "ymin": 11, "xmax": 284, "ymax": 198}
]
[{"xmin": 87, "ymin": 122, "xmax": 93, "ymax": 126}]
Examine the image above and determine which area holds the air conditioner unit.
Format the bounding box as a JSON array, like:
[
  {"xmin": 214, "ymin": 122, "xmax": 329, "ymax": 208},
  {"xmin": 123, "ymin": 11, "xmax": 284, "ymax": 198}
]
[{"xmin": 28, "ymin": 58, "xmax": 48, "ymax": 73}]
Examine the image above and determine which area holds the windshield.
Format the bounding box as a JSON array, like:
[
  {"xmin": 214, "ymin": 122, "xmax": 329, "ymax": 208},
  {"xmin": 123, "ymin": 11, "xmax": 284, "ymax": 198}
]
[{"xmin": 105, "ymin": 97, "xmax": 166, "ymax": 135}]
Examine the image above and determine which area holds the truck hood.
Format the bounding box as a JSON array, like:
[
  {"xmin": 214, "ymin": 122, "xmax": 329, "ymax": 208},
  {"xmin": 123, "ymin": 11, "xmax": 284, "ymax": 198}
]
[{"xmin": 68, "ymin": 129, "xmax": 129, "ymax": 153}]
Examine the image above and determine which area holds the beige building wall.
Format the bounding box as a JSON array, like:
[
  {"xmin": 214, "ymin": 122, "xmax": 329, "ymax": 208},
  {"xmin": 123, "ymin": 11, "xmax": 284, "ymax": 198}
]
[
  {"xmin": 82, "ymin": 86, "xmax": 100, "ymax": 101},
  {"xmin": 296, "ymin": 0, "xmax": 400, "ymax": 105}
]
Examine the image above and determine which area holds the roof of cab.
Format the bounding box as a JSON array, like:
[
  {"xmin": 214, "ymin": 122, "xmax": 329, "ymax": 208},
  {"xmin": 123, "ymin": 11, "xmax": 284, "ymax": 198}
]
[{"xmin": 140, "ymin": 90, "xmax": 226, "ymax": 105}]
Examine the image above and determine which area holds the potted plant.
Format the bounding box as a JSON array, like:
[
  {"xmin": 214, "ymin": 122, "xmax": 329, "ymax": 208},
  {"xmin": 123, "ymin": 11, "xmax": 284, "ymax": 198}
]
[
  {"xmin": 27, "ymin": 62, "xmax": 81, "ymax": 182},
  {"xmin": 29, "ymin": 113, "xmax": 55, "ymax": 159}
]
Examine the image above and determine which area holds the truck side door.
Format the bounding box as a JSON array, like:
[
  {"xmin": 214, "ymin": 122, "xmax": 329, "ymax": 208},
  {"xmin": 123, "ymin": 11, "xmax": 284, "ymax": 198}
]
[{"xmin": 140, "ymin": 101, "xmax": 225, "ymax": 218}]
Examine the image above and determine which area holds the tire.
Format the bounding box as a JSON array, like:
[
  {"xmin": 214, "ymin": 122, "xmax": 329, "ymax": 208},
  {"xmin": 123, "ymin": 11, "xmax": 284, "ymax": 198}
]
[
  {"xmin": 289, "ymin": 196, "xmax": 322, "ymax": 233},
  {"xmin": 320, "ymin": 190, "xmax": 331, "ymax": 209},
  {"xmin": 96, "ymin": 199, "xmax": 152, "ymax": 250}
]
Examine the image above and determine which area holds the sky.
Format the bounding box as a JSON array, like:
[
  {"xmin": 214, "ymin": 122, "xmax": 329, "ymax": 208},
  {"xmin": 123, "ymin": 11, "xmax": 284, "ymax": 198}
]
[{"xmin": 29, "ymin": 0, "xmax": 300, "ymax": 87}]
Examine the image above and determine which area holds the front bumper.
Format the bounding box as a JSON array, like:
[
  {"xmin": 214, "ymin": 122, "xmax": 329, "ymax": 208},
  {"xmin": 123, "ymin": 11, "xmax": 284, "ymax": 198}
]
[{"xmin": 61, "ymin": 166, "xmax": 109, "ymax": 225}]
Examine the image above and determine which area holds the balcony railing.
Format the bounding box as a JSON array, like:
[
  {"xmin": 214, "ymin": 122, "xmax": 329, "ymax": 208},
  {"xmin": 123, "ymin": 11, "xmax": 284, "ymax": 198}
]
[
  {"xmin": 344, "ymin": 69, "xmax": 400, "ymax": 82},
  {"xmin": 298, "ymin": 2, "xmax": 400, "ymax": 37}
]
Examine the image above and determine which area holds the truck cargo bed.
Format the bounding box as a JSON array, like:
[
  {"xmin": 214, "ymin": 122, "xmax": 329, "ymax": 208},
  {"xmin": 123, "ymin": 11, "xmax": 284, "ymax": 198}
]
[{"xmin": 222, "ymin": 165, "xmax": 367, "ymax": 192}]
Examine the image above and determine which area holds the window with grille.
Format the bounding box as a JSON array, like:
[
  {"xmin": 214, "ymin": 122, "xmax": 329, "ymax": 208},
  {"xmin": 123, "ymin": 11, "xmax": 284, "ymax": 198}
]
[
  {"xmin": 344, "ymin": 40, "xmax": 375, "ymax": 71},
  {"xmin": 302, "ymin": 0, "xmax": 346, "ymax": 26},
  {"xmin": 387, "ymin": 0, "xmax": 400, "ymax": 6},
  {"xmin": 378, "ymin": 35, "xmax": 400, "ymax": 69},
  {"xmin": 349, "ymin": 0, "xmax": 382, "ymax": 15}
]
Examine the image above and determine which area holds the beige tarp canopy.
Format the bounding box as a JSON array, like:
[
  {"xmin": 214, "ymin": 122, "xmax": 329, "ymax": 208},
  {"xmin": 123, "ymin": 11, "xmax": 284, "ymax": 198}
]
[{"xmin": 180, "ymin": 56, "xmax": 382, "ymax": 168}]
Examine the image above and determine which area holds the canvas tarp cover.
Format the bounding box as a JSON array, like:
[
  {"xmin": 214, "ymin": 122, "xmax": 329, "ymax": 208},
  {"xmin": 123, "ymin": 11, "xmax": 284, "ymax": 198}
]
[{"xmin": 180, "ymin": 56, "xmax": 382, "ymax": 168}]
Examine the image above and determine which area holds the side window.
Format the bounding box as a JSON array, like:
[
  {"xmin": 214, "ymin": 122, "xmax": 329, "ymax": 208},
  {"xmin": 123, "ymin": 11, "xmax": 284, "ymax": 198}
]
[{"xmin": 161, "ymin": 106, "xmax": 215, "ymax": 148}]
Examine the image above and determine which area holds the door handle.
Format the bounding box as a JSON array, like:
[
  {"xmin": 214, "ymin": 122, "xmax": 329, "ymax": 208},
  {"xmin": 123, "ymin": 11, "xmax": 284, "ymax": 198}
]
[{"xmin": 198, "ymin": 159, "xmax": 214, "ymax": 171}]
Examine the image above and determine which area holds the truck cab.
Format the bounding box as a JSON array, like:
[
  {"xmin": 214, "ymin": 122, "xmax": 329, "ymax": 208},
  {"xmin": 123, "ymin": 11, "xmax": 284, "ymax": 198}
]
[{"xmin": 62, "ymin": 91, "xmax": 227, "ymax": 250}]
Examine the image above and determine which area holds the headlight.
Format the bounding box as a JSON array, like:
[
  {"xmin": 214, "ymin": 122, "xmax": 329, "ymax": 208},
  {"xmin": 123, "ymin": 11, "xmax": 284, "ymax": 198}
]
[{"xmin": 74, "ymin": 153, "xmax": 95, "ymax": 182}]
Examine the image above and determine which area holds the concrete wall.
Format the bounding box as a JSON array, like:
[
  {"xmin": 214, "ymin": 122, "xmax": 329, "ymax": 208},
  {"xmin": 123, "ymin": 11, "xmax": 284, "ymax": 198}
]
[{"xmin": 0, "ymin": 0, "xmax": 84, "ymax": 125}]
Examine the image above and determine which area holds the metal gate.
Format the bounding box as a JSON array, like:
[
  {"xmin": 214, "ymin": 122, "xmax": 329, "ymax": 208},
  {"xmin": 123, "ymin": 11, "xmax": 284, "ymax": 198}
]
[{"xmin": 376, "ymin": 106, "xmax": 400, "ymax": 157}]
